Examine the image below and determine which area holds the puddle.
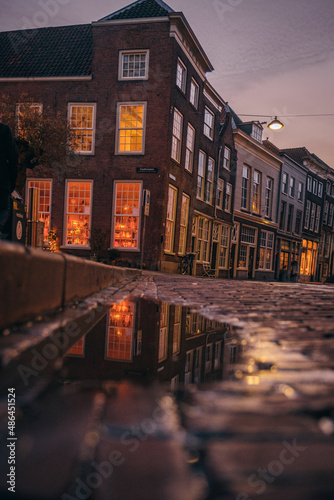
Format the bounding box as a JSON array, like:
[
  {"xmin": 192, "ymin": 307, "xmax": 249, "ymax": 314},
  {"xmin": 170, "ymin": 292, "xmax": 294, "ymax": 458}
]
[{"xmin": 60, "ymin": 298, "xmax": 243, "ymax": 389}]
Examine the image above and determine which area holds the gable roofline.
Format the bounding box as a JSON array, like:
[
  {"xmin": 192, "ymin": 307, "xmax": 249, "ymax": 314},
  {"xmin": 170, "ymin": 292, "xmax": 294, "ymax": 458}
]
[{"xmin": 98, "ymin": 0, "xmax": 174, "ymax": 22}]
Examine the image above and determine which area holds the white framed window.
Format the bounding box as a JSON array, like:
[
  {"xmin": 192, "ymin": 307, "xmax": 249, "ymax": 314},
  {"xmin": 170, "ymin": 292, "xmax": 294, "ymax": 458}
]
[
  {"xmin": 307, "ymin": 176, "xmax": 312, "ymax": 192},
  {"xmin": 197, "ymin": 151, "xmax": 206, "ymax": 200},
  {"xmin": 69, "ymin": 103, "xmax": 96, "ymax": 154},
  {"xmin": 165, "ymin": 185, "xmax": 178, "ymax": 253},
  {"xmin": 304, "ymin": 200, "xmax": 311, "ymax": 229},
  {"xmin": 252, "ymin": 170, "xmax": 261, "ymax": 214},
  {"xmin": 223, "ymin": 147, "xmax": 231, "ymax": 170},
  {"xmin": 64, "ymin": 180, "xmax": 92, "ymax": 247},
  {"xmin": 185, "ymin": 123, "xmax": 195, "ymax": 172},
  {"xmin": 106, "ymin": 300, "xmax": 134, "ymax": 361},
  {"xmin": 265, "ymin": 177, "xmax": 273, "ymax": 218},
  {"xmin": 116, "ymin": 102, "xmax": 146, "ymax": 154},
  {"xmin": 219, "ymin": 225, "xmax": 230, "ymax": 269},
  {"xmin": 178, "ymin": 193, "xmax": 190, "ymax": 255},
  {"xmin": 190, "ymin": 78, "xmax": 199, "ymax": 109},
  {"xmin": 159, "ymin": 303, "xmax": 169, "ymax": 362},
  {"xmin": 171, "ymin": 108, "xmax": 183, "ymax": 163},
  {"xmin": 204, "ymin": 107, "xmax": 214, "ymax": 140},
  {"xmin": 27, "ymin": 179, "xmax": 52, "ymax": 244},
  {"xmin": 112, "ymin": 181, "xmax": 142, "ymax": 250},
  {"xmin": 318, "ymin": 182, "xmax": 323, "ymax": 198},
  {"xmin": 289, "ymin": 177, "xmax": 295, "ymax": 197},
  {"xmin": 282, "ymin": 172, "xmax": 288, "ymax": 194},
  {"xmin": 241, "ymin": 165, "xmax": 249, "ymax": 210},
  {"xmin": 315, "ymin": 205, "xmax": 321, "ymax": 233},
  {"xmin": 216, "ymin": 179, "xmax": 224, "ymax": 209},
  {"xmin": 224, "ymin": 182, "xmax": 232, "ymax": 212},
  {"xmin": 176, "ymin": 58, "xmax": 187, "ymax": 93},
  {"xmin": 119, "ymin": 50, "xmax": 149, "ymax": 80},
  {"xmin": 258, "ymin": 231, "xmax": 274, "ymax": 270},
  {"xmin": 251, "ymin": 123, "xmax": 262, "ymax": 142},
  {"xmin": 298, "ymin": 181, "xmax": 304, "ymax": 201},
  {"xmin": 238, "ymin": 244, "xmax": 248, "ymax": 268},
  {"xmin": 204, "ymin": 157, "xmax": 214, "ymax": 204},
  {"xmin": 241, "ymin": 226, "xmax": 256, "ymax": 244},
  {"xmin": 196, "ymin": 217, "xmax": 210, "ymax": 262}
]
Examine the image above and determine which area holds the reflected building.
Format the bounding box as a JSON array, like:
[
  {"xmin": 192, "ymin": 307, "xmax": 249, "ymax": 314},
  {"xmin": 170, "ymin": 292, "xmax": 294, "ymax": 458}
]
[{"xmin": 63, "ymin": 299, "xmax": 241, "ymax": 389}]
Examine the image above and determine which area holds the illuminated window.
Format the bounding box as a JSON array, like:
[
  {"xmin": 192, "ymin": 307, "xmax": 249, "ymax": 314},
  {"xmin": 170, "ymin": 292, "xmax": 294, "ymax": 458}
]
[
  {"xmin": 225, "ymin": 183, "xmax": 232, "ymax": 212},
  {"xmin": 176, "ymin": 59, "xmax": 187, "ymax": 93},
  {"xmin": 241, "ymin": 166, "xmax": 249, "ymax": 209},
  {"xmin": 67, "ymin": 338, "xmax": 85, "ymax": 357},
  {"xmin": 106, "ymin": 301, "xmax": 134, "ymax": 361},
  {"xmin": 119, "ymin": 50, "xmax": 149, "ymax": 80},
  {"xmin": 171, "ymin": 108, "xmax": 183, "ymax": 163},
  {"xmin": 27, "ymin": 179, "xmax": 52, "ymax": 243},
  {"xmin": 217, "ymin": 179, "xmax": 224, "ymax": 209},
  {"xmin": 190, "ymin": 78, "xmax": 199, "ymax": 109},
  {"xmin": 253, "ymin": 171, "xmax": 261, "ymax": 213},
  {"xmin": 112, "ymin": 182, "xmax": 141, "ymax": 250},
  {"xmin": 223, "ymin": 147, "xmax": 231, "ymax": 170},
  {"xmin": 258, "ymin": 231, "xmax": 274, "ymax": 270},
  {"xmin": 16, "ymin": 103, "xmax": 42, "ymax": 138},
  {"xmin": 173, "ymin": 306, "xmax": 181, "ymax": 354},
  {"xmin": 165, "ymin": 185, "xmax": 178, "ymax": 253},
  {"xmin": 69, "ymin": 104, "xmax": 96, "ymax": 154},
  {"xmin": 204, "ymin": 157, "xmax": 214, "ymax": 204},
  {"xmin": 185, "ymin": 123, "xmax": 195, "ymax": 172},
  {"xmin": 204, "ymin": 107, "xmax": 214, "ymax": 139},
  {"xmin": 116, "ymin": 103, "xmax": 146, "ymax": 154},
  {"xmin": 159, "ymin": 303, "xmax": 169, "ymax": 362},
  {"xmin": 219, "ymin": 225, "xmax": 230, "ymax": 269},
  {"xmin": 65, "ymin": 181, "xmax": 92, "ymax": 247},
  {"xmin": 197, "ymin": 151, "xmax": 206, "ymax": 199},
  {"xmin": 178, "ymin": 193, "xmax": 190, "ymax": 255},
  {"xmin": 239, "ymin": 244, "xmax": 248, "ymax": 268}
]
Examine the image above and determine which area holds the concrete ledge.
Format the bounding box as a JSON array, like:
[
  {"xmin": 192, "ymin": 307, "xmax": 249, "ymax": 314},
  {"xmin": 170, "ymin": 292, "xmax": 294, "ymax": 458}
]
[{"xmin": 0, "ymin": 241, "xmax": 141, "ymax": 330}]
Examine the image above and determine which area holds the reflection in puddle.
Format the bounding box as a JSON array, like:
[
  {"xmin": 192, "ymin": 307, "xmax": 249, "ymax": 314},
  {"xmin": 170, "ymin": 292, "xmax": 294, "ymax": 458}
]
[{"xmin": 62, "ymin": 299, "xmax": 242, "ymax": 389}]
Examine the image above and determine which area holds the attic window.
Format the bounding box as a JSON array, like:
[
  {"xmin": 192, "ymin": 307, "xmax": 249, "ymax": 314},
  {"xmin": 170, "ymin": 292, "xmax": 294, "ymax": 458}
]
[{"xmin": 251, "ymin": 123, "xmax": 263, "ymax": 142}]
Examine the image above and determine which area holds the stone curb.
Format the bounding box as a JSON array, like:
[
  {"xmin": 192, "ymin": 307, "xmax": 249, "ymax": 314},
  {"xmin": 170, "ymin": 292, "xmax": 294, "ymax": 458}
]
[{"xmin": 0, "ymin": 241, "xmax": 141, "ymax": 330}]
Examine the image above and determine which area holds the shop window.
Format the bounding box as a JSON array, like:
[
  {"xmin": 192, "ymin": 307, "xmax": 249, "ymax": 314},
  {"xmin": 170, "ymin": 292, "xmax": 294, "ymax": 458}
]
[
  {"xmin": 112, "ymin": 182, "xmax": 141, "ymax": 250},
  {"xmin": 65, "ymin": 181, "xmax": 92, "ymax": 247}
]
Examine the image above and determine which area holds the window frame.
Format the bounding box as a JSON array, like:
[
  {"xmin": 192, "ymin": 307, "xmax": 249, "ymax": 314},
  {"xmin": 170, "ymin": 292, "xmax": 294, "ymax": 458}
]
[
  {"xmin": 111, "ymin": 180, "xmax": 143, "ymax": 251},
  {"xmin": 118, "ymin": 49, "xmax": 149, "ymax": 81},
  {"xmin": 63, "ymin": 179, "xmax": 93, "ymax": 248},
  {"xmin": 178, "ymin": 193, "xmax": 190, "ymax": 256},
  {"xmin": 190, "ymin": 78, "xmax": 199, "ymax": 109},
  {"xmin": 116, "ymin": 102, "xmax": 147, "ymax": 155},
  {"xmin": 204, "ymin": 157, "xmax": 215, "ymax": 204},
  {"xmin": 26, "ymin": 178, "xmax": 52, "ymax": 245},
  {"xmin": 224, "ymin": 182, "xmax": 232, "ymax": 213},
  {"xmin": 171, "ymin": 108, "xmax": 183, "ymax": 163},
  {"xmin": 252, "ymin": 170, "xmax": 261, "ymax": 214},
  {"xmin": 304, "ymin": 200, "xmax": 311, "ymax": 229},
  {"xmin": 203, "ymin": 106, "xmax": 214, "ymax": 140},
  {"xmin": 241, "ymin": 165, "xmax": 250, "ymax": 210},
  {"xmin": 197, "ymin": 150, "xmax": 206, "ymax": 200},
  {"xmin": 307, "ymin": 176, "xmax": 312, "ymax": 192},
  {"xmin": 185, "ymin": 123, "xmax": 195, "ymax": 173},
  {"xmin": 219, "ymin": 225, "xmax": 230, "ymax": 269},
  {"xmin": 164, "ymin": 185, "xmax": 178, "ymax": 254},
  {"xmin": 258, "ymin": 230, "xmax": 274, "ymax": 270},
  {"xmin": 223, "ymin": 146, "xmax": 231, "ymax": 170},
  {"xmin": 265, "ymin": 177, "xmax": 273, "ymax": 218},
  {"xmin": 297, "ymin": 181, "xmax": 304, "ymax": 202},
  {"xmin": 68, "ymin": 103, "xmax": 96, "ymax": 155},
  {"xmin": 289, "ymin": 176, "xmax": 295, "ymax": 198},
  {"xmin": 216, "ymin": 178, "xmax": 224, "ymax": 210},
  {"xmin": 176, "ymin": 58, "xmax": 187, "ymax": 93}
]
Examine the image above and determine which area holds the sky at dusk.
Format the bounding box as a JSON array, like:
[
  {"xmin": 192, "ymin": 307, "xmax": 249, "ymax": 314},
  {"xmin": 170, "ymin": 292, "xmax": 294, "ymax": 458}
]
[{"xmin": 1, "ymin": 0, "xmax": 334, "ymax": 166}]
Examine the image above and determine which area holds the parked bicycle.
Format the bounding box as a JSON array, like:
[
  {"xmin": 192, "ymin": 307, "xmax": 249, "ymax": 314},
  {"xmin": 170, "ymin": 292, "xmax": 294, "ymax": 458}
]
[{"xmin": 177, "ymin": 252, "xmax": 196, "ymax": 275}]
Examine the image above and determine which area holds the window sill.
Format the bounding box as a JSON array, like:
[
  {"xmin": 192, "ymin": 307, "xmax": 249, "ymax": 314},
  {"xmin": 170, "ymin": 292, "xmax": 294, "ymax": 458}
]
[
  {"xmin": 164, "ymin": 251, "xmax": 176, "ymax": 256},
  {"xmin": 115, "ymin": 151, "xmax": 145, "ymax": 156},
  {"xmin": 60, "ymin": 245, "xmax": 90, "ymax": 250}
]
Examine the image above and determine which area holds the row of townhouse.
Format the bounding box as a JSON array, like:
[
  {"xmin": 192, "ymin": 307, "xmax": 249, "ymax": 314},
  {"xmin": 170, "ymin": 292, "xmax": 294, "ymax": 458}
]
[{"xmin": 0, "ymin": 0, "xmax": 333, "ymax": 282}]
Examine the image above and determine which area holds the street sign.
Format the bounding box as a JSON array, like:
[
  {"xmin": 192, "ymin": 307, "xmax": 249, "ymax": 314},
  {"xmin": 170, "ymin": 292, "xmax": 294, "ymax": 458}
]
[
  {"xmin": 136, "ymin": 167, "xmax": 158, "ymax": 173},
  {"xmin": 144, "ymin": 189, "xmax": 150, "ymax": 216}
]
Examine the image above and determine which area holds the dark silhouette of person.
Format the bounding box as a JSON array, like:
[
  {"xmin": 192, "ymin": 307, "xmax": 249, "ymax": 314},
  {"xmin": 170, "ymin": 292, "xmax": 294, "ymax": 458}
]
[{"xmin": 0, "ymin": 122, "xmax": 18, "ymax": 236}]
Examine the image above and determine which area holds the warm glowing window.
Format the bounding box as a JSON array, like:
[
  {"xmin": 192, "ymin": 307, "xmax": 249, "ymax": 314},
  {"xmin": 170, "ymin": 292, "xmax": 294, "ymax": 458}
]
[
  {"xmin": 171, "ymin": 108, "xmax": 183, "ymax": 163},
  {"xmin": 106, "ymin": 301, "xmax": 134, "ymax": 361},
  {"xmin": 159, "ymin": 303, "xmax": 169, "ymax": 362},
  {"xmin": 69, "ymin": 104, "xmax": 96, "ymax": 154},
  {"xmin": 239, "ymin": 244, "xmax": 248, "ymax": 268},
  {"xmin": 190, "ymin": 78, "xmax": 199, "ymax": 109},
  {"xmin": 16, "ymin": 103, "xmax": 42, "ymax": 138},
  {"xmin": 204, "ymin": 107, "xmax": 214, "ymax": 139},
  {"xmin": 223, "ymin": 147, "xmax": 231, "ymax": 170},
  {"xmin": 119, "ymin": 50, "xmax": 149, "ymax": 80},
  {"xmin": 185, "ymin": 123, "xmax": 195, "ymax": 172},
  {"xmin": 27, "ymin": 179, "xmax": 52, "ymax": 243},
  {"xmin": 176, "ymin": 59, "xmax": 187, "ymax": 93},
  {"xmin": 113, "ymin": 182, "xmax": 141, "ymax": 250},
  {"xmin": 178, "ymin": 193, "xmax": 190, "ymax": 255},
  {"xmin": 67, "ymin": 338, "xmax": 85, "ymax": 357},
  {"xmin": 197, "ymin": 151, "xmax": 206, "ymax": 200},
  {"xmin": 204, "ymin": 157, "xmax": 214, "ymax": 204},
  {"xmin": 165, "ymin": 185, "xmax": 178, "ymax": 253},
  {"xmin": 117, "ymin": 103, "xmax": 146, "ymax": 154},
  {"xmin": 65, "ymin": 181, "xmax": 92, "ymax": 247},
  {"xmin": 253, "ymin": 171, "xmax": 261, "ymax": 213}
]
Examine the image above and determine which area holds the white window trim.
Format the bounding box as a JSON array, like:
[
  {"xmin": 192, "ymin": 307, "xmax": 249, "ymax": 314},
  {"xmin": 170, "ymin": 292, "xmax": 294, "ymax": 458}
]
[
  {"xmin": 204, "ymin": 106, "xmax": 214, "ymax": 140},
  {"xmin": 68, "ymin": 103, "xmax": 97, "ymax": 155},
  {"xmin": 176, "ymin": 58, "xmax": 187, "ymax": 93},
  {"xmin": 196, "ymin": 150, "xmax": 206, "ymax": 201},
  {"xmin": 224, "ymin": 182, "xmax": 232, "ymax": 213},
  {"xmin": 190, "ymin": 78, "xmax": 199, "ymax": 109},
  {"xmin": 118, "ymin": 49, "xmax": 149, "ymax": 81},
  {"xmin": 171, "ymin": 108, "xmax": 183, "ymax": 163},
  {"xmin": 223, "ymin": 146, "xmax": 231, "ymax": 170},
  {"xmin": 26, "ymin": 178, "xmax": 53, "ymax": 242},
  {"xmin": 111, "ymin": 180, "xmax": 143, "ymax": 252},
  {"xmin": 178, "ymin": 193, "xmax": 190, "ymax": 256},
  {"xmin": 63, "ymin": 179, "xmax": 93, "ymax": 249},
  {"xmin": 115, "ymin": 102, "xmax": 147, "ymax": 155},
  {"xmin": 185, "ymin": 123, "xmax": 195, "ymax": 173},
  {"xmin": 164, "ymin": 185, "xmax": 178, "ymax": 254}
]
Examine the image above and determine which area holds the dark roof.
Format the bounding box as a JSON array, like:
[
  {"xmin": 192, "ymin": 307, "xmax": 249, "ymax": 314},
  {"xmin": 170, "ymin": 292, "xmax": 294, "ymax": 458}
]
[
  {"xmin": 0, "ymin": 24, "xmax": 92, "ymax": 78},
  {"xmin": 263, "ymin": 139, "xmax": 280, "ymax": 156},
  {"xmin": 99, "ymin": 0, "xmax": 174, "ymax": 21},
  {"xmin": 280, "ymin": 147, "xmax": 311, "ymax": 165}
]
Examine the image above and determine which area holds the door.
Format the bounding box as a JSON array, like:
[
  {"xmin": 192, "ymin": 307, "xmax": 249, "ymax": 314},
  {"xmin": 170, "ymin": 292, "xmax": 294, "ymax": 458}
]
[{"xmin": 248, "ymin": 247, "xmax": 255, "ymax": 279}]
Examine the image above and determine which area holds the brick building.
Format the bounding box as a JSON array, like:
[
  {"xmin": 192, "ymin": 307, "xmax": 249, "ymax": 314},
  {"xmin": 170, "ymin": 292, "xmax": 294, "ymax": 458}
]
[{"xmin": 0, "ymin": 0, "xmax": 235, "ymax": 275}]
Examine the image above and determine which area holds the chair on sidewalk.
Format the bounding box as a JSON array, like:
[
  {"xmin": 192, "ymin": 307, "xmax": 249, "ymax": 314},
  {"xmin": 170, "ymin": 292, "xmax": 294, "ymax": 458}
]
[{"xmin": 203, "ymin": 262, "xmax": 216, "ymax": 278}]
